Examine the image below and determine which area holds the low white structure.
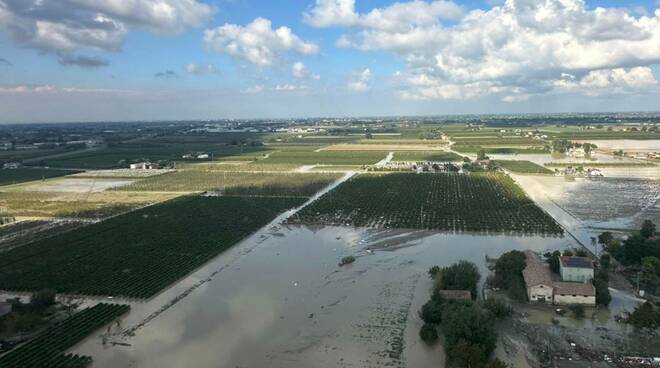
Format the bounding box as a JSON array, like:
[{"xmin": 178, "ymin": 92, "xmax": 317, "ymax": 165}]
[{"xmin": 129, "ymin": 162, "xmax": 156, "ymax": 170}]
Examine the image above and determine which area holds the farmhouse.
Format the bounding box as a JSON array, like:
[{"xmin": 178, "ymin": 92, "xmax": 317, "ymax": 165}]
[
  {"xmin": 522, "ymin": 251, "xmax": 554, "ymax": 303},
  {"xmin": 523, "ymin": 251, "xmax": 596, "ymax": 306},
  {"xmin": 560, "ymin": 256, "xmax": 594, "ymax": 283}
]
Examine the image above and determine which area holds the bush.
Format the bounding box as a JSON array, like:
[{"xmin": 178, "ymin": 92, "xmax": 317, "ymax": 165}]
[
  {"xmin": 568, "ymin": 304, "xmax": 585, "ymax": 318},
  {"xmin": 483, "ymin": 297, "xmax": 513, "ymax": 318},
  {"xmin": 575, "ymin": 248, "xmax": 588, "ymax": 257},
  {"xmin": 641, "ymin": 220, "xmax": 656, "ymax": 239},
  {"xmin": 419, "ymin": 323, "xmax": 439, "ymax": 344},
  {"xmin": 339, "ymin": 256, "xmax": 355, "ymax": 266},
  {"xmin": 628, "ymin": 302, "xmax": 660, "ymax": 329},
  {"xmin": 428, "ymin": 265, "xmax": 440, "ymax": 279},
  {"xmin": 419, "ymin": 300, "xmax": 443, "ymax": 324}
]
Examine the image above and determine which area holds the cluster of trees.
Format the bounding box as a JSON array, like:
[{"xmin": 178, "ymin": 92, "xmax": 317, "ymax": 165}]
[
  {"xmin": 552, "ymin": 139, "xmax": 597, "ymax": 154},
  {"xmin": 420, "ymin": 261, "xmax": 510, "ymax": 367},
  {"xmin": 492, "ymin": 251, "xmax": 527, "ymax": 301},
  {"xmin": 600, "ymin": 221, "xmax": 659, "ymax": 295},
  {"xmin": 628, "ymin": 301, "xmax": 660, "ymax": 329}
]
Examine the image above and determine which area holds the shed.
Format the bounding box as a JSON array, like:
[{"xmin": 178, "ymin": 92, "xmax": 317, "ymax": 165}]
[{"xmin": 553, "ymin": 282, "xmax": 596, "ymax": 306}]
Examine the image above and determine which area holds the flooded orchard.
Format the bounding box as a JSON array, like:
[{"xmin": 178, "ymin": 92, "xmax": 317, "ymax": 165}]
[{"xmin": 71, "ymin": 225, "xmax": 570, "ymax": 368}]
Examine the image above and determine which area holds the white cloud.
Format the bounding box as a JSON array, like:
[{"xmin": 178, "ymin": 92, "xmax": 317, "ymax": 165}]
[
  {"xmin": 292, "ymin": 61, "xmax": 320, "ymax": 79},
  {"xmin": 0, "ymin": 0, "xmax": 214, "ymax": 55},
  {"xmin": 347, "ymin": 68, "xmax": 371, "ymax": 93},
  {"xmin": 241, "ymin": 84, "xmax": 308, "ymax": 93},
  {"xmin": 185, "ymin": 63, "xmax": 218, "ymax": 75},
  {"xmin": 553, "ymin": 67, "xmax": 658, "ymax": 96},
  {"xmin": 203, "ymin": 18, "xmax": 319, "ymax": 66},
  {"xmin": 0, "ymin": 84, "xmax": 145, "ymax": 96},
  {"xmin": 303, "ymin": 0, "xmax": 464, "ymax": 30},
  {"xmin": 311, "ymin": 0, "xmax": 660, "ymax": 100}
]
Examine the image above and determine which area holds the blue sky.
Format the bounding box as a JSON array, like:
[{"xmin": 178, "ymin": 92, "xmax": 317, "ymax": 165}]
[{"xmin": 0, "ymin": 0, "xmax": 659, "ymax": 123}]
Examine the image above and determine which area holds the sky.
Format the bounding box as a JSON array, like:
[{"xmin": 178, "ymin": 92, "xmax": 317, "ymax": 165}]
[{"xmin": 0, "ymin": 0, "xmax": 660, "ymax": 123}]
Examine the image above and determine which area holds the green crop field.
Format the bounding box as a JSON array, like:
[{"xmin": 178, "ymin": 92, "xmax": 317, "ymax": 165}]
[
  {"xmin": 392, "ymin": 151, "xmax": 463, "ymax": 162},
  {"xmin": 0, "ymin": 168, "xmax": 80, "ymax": 186},
  {"xmin": 259, "ymin": 150, "xmax": 387, "ymax": 165},
  {"xmin": 450, "ymin": 137, "xmax": 546, "ymax": 146},
  {"xmin": 0, "ymin": 303, "xmax": 129, "ymax": 368},
  {"xmin": 290, "ymin": 173, "xmax": 563, "ymax": 235},
  {"xmin": 493, "ymin": 160, "xmax": 554, "ymax": 174},
  {"xmin": 115, "ymin": 171, "xmax": 340, "ymax": 196},
  {"xmin": 451, "ymin": 145, "xmax": 550, "ymax": 154},
  {"xmin": 0, "ymin": 196, "xmax": 306, "ymax": 298}
]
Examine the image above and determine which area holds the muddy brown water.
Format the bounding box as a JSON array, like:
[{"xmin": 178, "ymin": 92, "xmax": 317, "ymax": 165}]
[{"xmin": 70, "ymin": 225, "xmax": 571, "ymax": 368}]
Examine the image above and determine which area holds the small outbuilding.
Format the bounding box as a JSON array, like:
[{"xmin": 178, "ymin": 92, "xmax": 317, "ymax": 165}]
[
  {"xmin": 553, "ymin": 282, "xmax": 596, "ymax": 306},
  {"xmin": 436, "ymin": 289, "xmax": 472, "ymax": 301}
]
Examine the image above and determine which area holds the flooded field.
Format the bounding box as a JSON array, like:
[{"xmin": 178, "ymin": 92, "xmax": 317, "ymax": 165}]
[
  {"xmin": 513, "ymin": 175, "xmax": 660, "ymax": 232},
  {"xmin": 70, "ymin": 226, "xmax": 570, "ymax": 368}
]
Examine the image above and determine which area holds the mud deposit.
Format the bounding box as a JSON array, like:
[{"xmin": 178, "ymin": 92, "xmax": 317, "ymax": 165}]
[{"xmin": 71, "ymin": 226, "xmax": 570, "ymax": 368}]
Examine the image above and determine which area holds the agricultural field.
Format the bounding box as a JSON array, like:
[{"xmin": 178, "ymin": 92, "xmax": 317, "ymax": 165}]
[
  {"xmin": 0, "ymin": 195, "xmax": 306, "ymax": 298},
  {"xmin": 392, "ymin": 151, "xmax": 463, "ymax": 162},
  {"xmin": 70, "ymin": 169, "xmax": 175, "ymax": 178},
  {"xmin": 0, "ymin": 303, "xmax": 129, "ymax": 368},
  {"xmin": 493, "ymin": 160, "xmax": 554, "ymax": 174},
  {"xmin": 0, "ymin": 220, "xmax": 84, "ymax": 253},
  {"xmin": 0, "ymin": 191, "xmax": 179, "ymax": 218},
  {"xmin": 0, "ymin": 168, "xmax": 80, "ymax": 186},
  {"xmin": 36, "ymin": 134, "xmax": 271, "ymax": 169},
  {"xmin": 290, "ymin": 173, "xmax": 563, "ymax": 235},
  {"xmin": 452, "ymin": 145, "xmax": 550, "ymax": 154},
  {"xmin": 450, "ymin": 137, "xmax": 546, "ymax": 146},
  {"xmin": 259, "ymin": 150, "xmax": 387, "ymax": 165},
  {"xmin": 115, "ymin": 171, "xmax": 340, "ymax": 196},
  {"xmin": 321, "ymin": 144, "xmax": 445, "ymax": 151}
]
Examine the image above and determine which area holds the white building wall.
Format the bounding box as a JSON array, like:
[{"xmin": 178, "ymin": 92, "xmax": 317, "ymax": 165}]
[
  {"xmin": 553, "ymin": 294, "xmax": 595, "ymax": 306},
  {"xmin": 528, "ymin": 284, "xmax": 553, "ymax": 303}
]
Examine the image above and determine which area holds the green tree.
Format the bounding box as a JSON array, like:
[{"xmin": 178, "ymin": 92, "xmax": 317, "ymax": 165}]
[
  {"xmin": 548, "ymin": 251, "xmax": 561, "ymax": 273},
  {"xmin": 419, "ymin": 323, "xmax": 438, "ymax": 344},
  {"xmin": 598, "ymin": 231, "xmax": 614, "ymax": 246},
  {"xmin": 477, "ymin": 149, "xmax": 489, "ymax": 161},
  {"xmin": 419, "ymin": 300, "xmax": 443, "ymax": 324},
  {"xmin": 483, "ymin": 297, "xmax": 513, "ymax": 319},
  {"xmin": 428, "ymin": 265, "xmax": 440, "ymax": 279},
  {"xmin": 594, "ymin": 278, "xmax": 611, "ymax": 306},
  {"xmin": 563, "ymin": 249, "xmax": 574, "ymax": 257},
  {"xmin": 493, "ymin": 250, "xmax": 526, "ymax": 289},
  {"xmin": 569, "ymin": 304, "xmax": 585, "ymax": 318},
  {"xmin": 628, "ymin": 302, "xmax": 660, "ymax": 329},
  {"xmin": 443, "ymin": 302, "xmax": 497, "ymax": 366},
  {"xmin": 437, "ymin": 261, "xmax": 481, "ymax": 299},
  {"xmin": 641, "ymin": 220, "xmax": 656, "ymax": 239},
  {"xmin": 599, "ymin": 254, "xmax": 611, "ymax": 270},
  {"xmin": 640, "ymin": 256, "xmax": 660, "ymax": 293}
]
